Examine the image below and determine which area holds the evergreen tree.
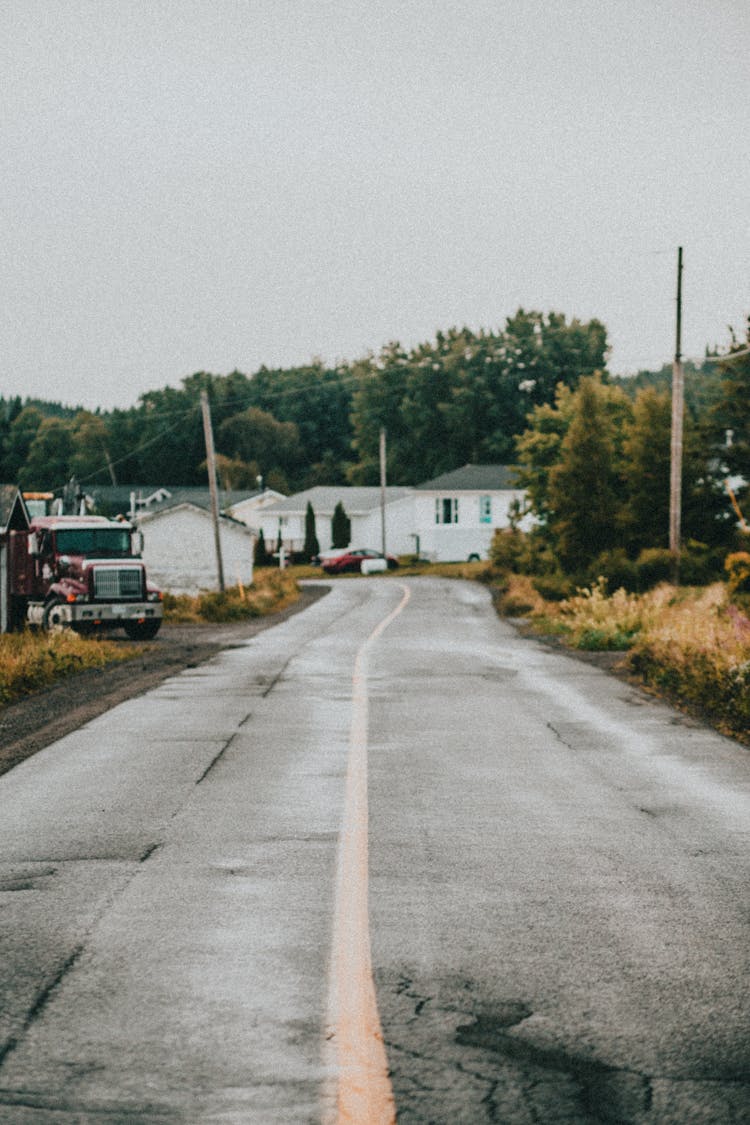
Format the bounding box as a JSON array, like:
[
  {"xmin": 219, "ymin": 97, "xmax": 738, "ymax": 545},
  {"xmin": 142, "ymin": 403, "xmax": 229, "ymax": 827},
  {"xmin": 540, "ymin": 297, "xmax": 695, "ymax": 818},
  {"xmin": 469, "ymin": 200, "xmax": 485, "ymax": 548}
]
[
  {"xmin": 331, "ymin": 501, "xmax": 351, "ymax": 548},
  {"xmin": 620, "ymin": 388, "xmax": 672, "ymax": 551},
  {"xmin": 254, "ymin": 528, "xmax": 271, "ymax": 567},
  {"xmin": 548, "ymin": 376, "xmax": 623, "ymax": 572},
  {"xmin": 303, "ymin": 501, "xmax": 319, "ymax": 560},
  {"xmin": 710, "ymin": 320, "xmax": 750, "ymax": 487}
]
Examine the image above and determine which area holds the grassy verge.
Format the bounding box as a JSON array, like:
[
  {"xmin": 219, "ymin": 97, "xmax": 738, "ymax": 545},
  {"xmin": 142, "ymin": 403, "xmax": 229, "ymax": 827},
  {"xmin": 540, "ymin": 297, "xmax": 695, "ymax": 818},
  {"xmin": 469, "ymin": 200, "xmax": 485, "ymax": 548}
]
[
  {"xmin": 0, "ymin": 631, "xmax": 135, "ymax": 707},
  {"xmin": 163, "ymin": 569, "xmax": 300, "ymax": 623},
  {"xmin": 497, "ymin": 573, "xmax": 750, "ymax": 742}
]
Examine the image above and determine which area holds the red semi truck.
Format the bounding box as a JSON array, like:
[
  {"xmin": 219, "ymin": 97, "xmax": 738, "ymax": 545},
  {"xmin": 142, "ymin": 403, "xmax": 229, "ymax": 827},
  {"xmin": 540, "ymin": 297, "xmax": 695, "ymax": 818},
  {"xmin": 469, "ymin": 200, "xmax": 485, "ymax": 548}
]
[{"xmin": 7, "ymin": 514, "xmax": 163, "ymax": 638}]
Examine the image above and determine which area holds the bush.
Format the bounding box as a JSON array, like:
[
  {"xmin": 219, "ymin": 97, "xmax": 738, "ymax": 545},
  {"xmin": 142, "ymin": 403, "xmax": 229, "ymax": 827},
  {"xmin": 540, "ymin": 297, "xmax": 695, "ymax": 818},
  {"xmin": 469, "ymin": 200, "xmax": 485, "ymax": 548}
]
[
  {"xmin": 588, "ymin": 548, "xmax": 638, "ymax": 593},
  {"xmin": 489, "ymin": 528, "xmax": 526, "ymax": 572},
  {"xmin": 532, "ymin": 572, "xmax": 575, "ymax": 601},
  {"xmin": 557, "ymin": 580, "xmax": 646, "ymax": 650},
  {"xmin": 635, "ymin": 548, "xmax": 675, "ymax": 590},
  {"xmin": 164, "ymin": 572, "xmax": 299, "ymax": 623}
]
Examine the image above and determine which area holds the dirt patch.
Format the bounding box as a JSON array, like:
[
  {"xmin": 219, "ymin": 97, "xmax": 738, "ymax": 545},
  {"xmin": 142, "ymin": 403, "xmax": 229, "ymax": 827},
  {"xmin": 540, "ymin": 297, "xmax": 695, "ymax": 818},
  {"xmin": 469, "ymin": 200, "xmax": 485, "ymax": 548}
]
[{"xmin": 0, "ymin": 585, "xmax": 330, "ymax": 779}]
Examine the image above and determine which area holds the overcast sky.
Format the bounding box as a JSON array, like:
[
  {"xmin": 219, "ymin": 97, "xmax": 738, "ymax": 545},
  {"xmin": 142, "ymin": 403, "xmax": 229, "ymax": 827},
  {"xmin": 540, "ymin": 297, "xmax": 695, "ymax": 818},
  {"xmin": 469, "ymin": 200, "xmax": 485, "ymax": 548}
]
[{"xmin": 3, "ymin": 0, "xmax": 749, "ymax": 411}]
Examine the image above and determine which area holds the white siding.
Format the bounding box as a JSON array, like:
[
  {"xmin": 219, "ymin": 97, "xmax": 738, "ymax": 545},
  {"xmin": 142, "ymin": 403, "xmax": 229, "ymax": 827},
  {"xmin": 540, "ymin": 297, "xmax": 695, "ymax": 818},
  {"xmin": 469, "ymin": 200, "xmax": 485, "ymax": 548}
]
[
  {"xmin": 139, "ymin": 507, "xmax": 254, "ymax": 594},
  {"xmin": 414, "ymin": 490, "xmax": 531, "ymax": 561}
]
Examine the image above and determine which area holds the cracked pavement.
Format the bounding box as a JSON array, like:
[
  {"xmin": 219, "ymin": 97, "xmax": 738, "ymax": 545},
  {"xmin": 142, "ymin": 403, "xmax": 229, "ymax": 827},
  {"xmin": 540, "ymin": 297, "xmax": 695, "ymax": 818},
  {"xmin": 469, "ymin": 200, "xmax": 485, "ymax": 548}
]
[{"xmin": 0, "ymin": 578, "xmax": 748, "ymax": 1122}]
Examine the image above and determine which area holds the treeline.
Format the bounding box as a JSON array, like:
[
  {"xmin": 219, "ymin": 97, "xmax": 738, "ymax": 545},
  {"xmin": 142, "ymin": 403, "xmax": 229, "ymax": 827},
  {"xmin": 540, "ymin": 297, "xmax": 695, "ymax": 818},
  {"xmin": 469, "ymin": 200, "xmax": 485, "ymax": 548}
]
[
  {"xmin": 2, "ymin": 309, "xmax": 609, "ymax": 493},
  {"xmin": 495, "ymin": 321, "xmax": 750, "ymax": 589},
  {"xmin": 1, "ymin": 310, "xmax": 744, "ymax": 523}
]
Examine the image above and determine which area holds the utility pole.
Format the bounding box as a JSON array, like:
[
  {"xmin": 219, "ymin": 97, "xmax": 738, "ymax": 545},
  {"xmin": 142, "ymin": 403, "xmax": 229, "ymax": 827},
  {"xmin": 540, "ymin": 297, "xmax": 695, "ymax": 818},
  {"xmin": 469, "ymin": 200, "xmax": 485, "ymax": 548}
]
[
  {"xmin": 201, "ymin": 390, "xmax": 225, "ymax": 591},
  {"xmin": 379, "ymin": 427, "xmax": 387, "ymax": 557},
  {"xmin": 669, "ymin": 246, "xmax": 684, "ymax": 577}
]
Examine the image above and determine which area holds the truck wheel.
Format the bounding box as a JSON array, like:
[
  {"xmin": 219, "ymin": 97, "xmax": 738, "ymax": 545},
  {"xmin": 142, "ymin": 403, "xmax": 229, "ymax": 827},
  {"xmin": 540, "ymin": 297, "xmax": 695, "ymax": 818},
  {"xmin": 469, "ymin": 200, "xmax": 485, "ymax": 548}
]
[
  {"xmin": 123, "ymin": 619, "xmax": 161, "ymax": 641},
  {"xmin": 42, "ymin": 599, "xmax": 67, "ymax": 634}
]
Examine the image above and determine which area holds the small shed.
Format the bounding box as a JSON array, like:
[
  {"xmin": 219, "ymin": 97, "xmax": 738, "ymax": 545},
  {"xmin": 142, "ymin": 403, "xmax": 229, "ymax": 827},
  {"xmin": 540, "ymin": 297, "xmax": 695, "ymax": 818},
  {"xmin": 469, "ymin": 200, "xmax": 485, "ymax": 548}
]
[
  {"xmin": 0, "ymin": 487, "xmax": 31, "ymax": 632},
  {"xmin": 136, "ymin": 501, "xmax": 255, "ymax": 594}
]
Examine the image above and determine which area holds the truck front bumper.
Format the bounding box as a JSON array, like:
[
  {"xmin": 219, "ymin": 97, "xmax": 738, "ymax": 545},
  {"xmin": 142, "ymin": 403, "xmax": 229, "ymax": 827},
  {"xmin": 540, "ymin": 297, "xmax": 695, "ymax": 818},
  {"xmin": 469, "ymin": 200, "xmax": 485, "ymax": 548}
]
[
  {"xmin": 28, "ymin": 602, "xmax": 163, "ymax": 628},
  {"xmin": 73, "ymin": 602, "xmax": 164, "ymax": 625}
]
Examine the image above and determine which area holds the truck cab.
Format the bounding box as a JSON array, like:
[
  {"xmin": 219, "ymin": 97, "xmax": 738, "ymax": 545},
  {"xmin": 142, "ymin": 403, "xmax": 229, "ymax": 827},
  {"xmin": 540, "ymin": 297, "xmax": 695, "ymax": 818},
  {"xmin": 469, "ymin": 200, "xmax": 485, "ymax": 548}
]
[{"xmin": 17, "ymin": 515, "xmax": 163, "ymax": 639}]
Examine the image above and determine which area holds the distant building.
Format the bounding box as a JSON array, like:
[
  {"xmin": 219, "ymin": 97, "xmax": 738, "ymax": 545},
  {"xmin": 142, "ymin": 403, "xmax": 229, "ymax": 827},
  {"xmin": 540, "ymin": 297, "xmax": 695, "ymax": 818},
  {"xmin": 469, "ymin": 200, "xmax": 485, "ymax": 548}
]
[
  {"xmin": 414, "ymin": 464, "xmax": 531, "ymax": 561},
  {"xmin": 256, "ymin": 467, "xmax": 529, "ymax": 562},
  {"xmin": 254, "ymin": 486, "xmax": 415, "ymax": 557}
]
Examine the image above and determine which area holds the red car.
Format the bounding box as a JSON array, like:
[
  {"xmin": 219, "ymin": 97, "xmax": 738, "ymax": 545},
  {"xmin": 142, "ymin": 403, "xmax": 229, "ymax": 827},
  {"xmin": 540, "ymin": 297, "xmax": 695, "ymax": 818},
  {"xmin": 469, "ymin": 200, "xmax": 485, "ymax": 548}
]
[{"xmin": 321, "ymin": 548, "xmax": 399, "ymax": 574}]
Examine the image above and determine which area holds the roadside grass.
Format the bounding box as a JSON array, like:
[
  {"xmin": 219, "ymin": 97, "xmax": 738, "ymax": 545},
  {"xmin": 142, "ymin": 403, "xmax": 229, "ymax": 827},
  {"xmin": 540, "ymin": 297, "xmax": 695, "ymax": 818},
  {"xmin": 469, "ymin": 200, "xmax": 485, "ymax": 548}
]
[
  {"xmin": 501, "ymin": 573, "xmax": 750, "ymax": 741},
  {"xmin": 0, "ymin": 631, "xmax": 135, "ymax": 708},
  {"xmin": 163, "ymin": 569, "xmax": 300, "ymax": 623}
]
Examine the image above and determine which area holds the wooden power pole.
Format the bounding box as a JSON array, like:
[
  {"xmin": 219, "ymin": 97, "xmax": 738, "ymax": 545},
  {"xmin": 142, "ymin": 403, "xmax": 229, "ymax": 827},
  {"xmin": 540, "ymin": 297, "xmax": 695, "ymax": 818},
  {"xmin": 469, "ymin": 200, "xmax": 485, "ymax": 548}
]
[
  {"xmin": 669, "ymin": 246, "xmax": 684, "ymax": 572},
  {"xmin": 201, "ymin": 390, "xmax": 225, "ymax": 592},
  {"xmin": 379, "ymin": 427, "xmax": 387, "ymax": 557}
]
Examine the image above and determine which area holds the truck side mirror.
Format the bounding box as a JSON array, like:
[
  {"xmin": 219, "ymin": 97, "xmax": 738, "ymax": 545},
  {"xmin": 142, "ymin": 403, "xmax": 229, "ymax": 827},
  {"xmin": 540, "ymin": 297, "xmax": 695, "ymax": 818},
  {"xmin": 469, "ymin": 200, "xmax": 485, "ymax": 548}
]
[
  {"xmin": 132, "ymin": 531, "xmax": 144, "ymax": 556},
  {"xmin": 27, "ymin": 532, "xmax": 40, "ymax": 557}
]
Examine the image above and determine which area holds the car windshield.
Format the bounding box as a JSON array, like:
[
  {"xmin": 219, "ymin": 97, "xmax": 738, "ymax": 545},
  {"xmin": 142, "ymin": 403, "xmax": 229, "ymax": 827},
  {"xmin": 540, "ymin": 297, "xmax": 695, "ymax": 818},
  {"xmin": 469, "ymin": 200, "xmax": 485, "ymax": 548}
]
[{"xmin": 55, "ymin": 528, "xmax": 133, "ymax": 557}]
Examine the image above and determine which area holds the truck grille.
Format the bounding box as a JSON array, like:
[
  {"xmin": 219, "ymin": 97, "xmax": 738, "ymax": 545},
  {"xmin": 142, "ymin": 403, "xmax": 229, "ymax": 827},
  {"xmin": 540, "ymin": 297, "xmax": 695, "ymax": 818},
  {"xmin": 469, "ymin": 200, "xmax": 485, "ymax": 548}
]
[{"xmin": 93, "ymin": 567, "xmax": 143, "ymax": 600}]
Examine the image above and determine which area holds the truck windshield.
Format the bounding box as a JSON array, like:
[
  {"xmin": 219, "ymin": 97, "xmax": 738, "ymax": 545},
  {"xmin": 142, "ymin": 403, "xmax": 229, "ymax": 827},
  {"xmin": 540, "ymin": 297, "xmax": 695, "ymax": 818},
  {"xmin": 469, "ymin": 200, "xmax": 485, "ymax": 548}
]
[{"xmin": 55, "ymin": 528, "xmax": 133, "ymax": 557}]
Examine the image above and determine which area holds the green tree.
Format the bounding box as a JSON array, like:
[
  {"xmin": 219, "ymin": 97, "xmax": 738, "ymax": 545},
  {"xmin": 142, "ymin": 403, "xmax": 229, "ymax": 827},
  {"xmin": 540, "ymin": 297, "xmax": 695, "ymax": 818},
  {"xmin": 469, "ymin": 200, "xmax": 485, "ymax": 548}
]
[
  {"xmin": 349, "ymin": 312, "xmax": 610, "ymax": 485},
  {"xmin": 331, "ymin": 501, "xmax": 351, "ymax": 548},
  {"xmin": 547, "ymin": 376, "xmax": 626, "ymax": 572},
  {"xmin": 303, "ymin": 501, "xmax": 319, "ymax": 560},
  {"xmin": 218, "ymin": 406, "xmax": 303, "ymax": 487},
  {"xmin": 711, "ymin": 320, "xmax": 750, "ymax": 485},
  {"xmin": 70, "ymin": 412, "xmax": 116, "ymax": 484},
  {"xmin": 4, "ymin": 405, "xmax": 44, "ymax": 480},
  {"xmin": 20, "ymin": 417, "xmax": 75, "ymax": 489},
  {"xmin": 619, "ymin": 388, "xmax": 673, "ymax": 551},
  {"xmin": 254, "ymin": 527, "xmax": 272, "ymax": 567}
]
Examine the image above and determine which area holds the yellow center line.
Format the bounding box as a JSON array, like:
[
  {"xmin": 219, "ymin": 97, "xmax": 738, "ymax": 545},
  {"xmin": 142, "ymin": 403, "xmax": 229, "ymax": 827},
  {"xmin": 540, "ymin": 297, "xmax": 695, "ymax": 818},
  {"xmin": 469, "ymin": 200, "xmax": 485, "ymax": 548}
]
[{"xmin": 325, "ymin": 583, "xmax": 411, "ymax": 1124}]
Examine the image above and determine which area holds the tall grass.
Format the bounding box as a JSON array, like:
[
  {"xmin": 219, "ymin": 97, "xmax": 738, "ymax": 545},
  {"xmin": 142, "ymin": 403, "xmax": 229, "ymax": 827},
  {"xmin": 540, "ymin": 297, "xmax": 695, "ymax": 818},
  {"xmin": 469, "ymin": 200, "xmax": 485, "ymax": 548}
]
[
  {"xmin": 163, "ymin": 570, "xmax": 299, "ymax": 623},
  {"xmin": 517, "ymin": 577, "xmax": 750, "ymax": 739},
  {"xmin": 0, "ymin": 632, "xmax": 133, "ymax": 707}
]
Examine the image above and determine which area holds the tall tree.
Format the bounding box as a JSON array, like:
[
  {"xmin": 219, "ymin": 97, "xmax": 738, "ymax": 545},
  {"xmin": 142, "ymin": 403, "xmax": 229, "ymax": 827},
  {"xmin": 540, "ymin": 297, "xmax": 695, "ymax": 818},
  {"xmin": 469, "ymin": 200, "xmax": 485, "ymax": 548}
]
[
  {"xmin": 331, "ymin": 501, "xmax": 351, "ymax": 548},
  {"xmin": 20, "ymin": 417, "xmax": 75, "ymax": 489},
  {"xmin": 303, "ymin": 501, "xmax": 319, "ymax": 560},
  {"xmin": 547, "ymin": 376, "xmax": 628, "ymax": 571},
  {"xmin": 619, "ymin": 388, "xmax": 673, "ymax": 551},
  {"xmin": 3, "ymin": 405, "xmax": 44, "ymax": 480}
]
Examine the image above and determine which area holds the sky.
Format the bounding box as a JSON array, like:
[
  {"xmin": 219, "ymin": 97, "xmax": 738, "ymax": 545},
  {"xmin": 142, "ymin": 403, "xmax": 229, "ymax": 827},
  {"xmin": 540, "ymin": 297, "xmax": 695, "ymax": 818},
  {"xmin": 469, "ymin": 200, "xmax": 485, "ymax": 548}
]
[{"xmin": 3, "ymin": 0, "xmax": 749, "ymax": 411}]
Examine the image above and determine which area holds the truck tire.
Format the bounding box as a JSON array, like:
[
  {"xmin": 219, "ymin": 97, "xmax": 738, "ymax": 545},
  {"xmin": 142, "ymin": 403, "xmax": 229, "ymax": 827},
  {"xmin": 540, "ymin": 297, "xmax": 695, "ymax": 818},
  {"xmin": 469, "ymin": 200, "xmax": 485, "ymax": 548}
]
[
  {"xmin": 9, "ymin": 596, "xmax": 28, "ymax": 632},
  {"xmin": 123, "ymin": 619, "xmax": 161, "ymax": 641},
  {"xmin": 42, "ymin": 599, "xmax": 67, "ymax": 634}
]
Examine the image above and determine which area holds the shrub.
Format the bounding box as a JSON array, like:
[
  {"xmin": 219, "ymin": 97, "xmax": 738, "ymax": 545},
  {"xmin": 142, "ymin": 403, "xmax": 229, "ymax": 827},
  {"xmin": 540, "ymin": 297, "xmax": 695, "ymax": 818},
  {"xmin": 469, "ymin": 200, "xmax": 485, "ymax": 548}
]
[
  {"xmin": 532, "ymin": 572, "xmax": 575, "ymax": 601},
  {"xmin": 635, "ymin": 548, "xmax": 675, "ymax": 590},
  {"xmin": 557, "ymin": 580, "xmax": 647, "ymax": 650},
  {"xmin": 489, "ymin": 528, "xmax": 526, "ymax": 572},
  {"xmin": 164, "ymin": 572, "xmax": 299, "ymax": 623},
  {"xmin": 588, "ymin": 548, "xmax": 638, "ymax": 593}
]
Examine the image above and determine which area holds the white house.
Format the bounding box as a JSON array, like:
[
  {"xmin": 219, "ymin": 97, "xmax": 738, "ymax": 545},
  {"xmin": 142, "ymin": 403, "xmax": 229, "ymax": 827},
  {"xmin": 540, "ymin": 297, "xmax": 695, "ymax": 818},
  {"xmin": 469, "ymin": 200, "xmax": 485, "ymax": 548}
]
[
  {"xmin": 137, "ymin": 501, "xmax": 255, "ymax": 594},
  {"xmin": 254, "ymin": 487, "xmax": 416, "ymax": 557},
  {"xmin": 255, "ymin": 467, "xmax": 529, "ymax": 563},
  {"xmin": 414, "ymin": 464, "xmax": 531, "ymax": 562},
  {"xmin": 224, "ymin": 488, "xmax": 286, "ymax": 526}
]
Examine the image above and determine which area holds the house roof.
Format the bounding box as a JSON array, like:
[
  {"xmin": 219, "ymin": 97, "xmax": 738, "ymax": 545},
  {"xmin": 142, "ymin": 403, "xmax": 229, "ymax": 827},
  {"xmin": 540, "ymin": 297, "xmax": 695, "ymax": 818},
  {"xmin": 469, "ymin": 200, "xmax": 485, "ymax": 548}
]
[
  {"xmin": 0, "ymin": 486, "xmax": 30, "ymax": 533},
  {"xmin": 415, "ymin": 464, "xmax": 520, "ymax": 491},
  {"xmin": 87, "ymin": 485, "xmax": 264, "ymax": 517},
  {"xmin": 136, "ymin": 501, "xmax": 250, "ymax": 530},
  {"xmin": 259, "ymin": 486, "xmax": 414, "ymax": 516}
]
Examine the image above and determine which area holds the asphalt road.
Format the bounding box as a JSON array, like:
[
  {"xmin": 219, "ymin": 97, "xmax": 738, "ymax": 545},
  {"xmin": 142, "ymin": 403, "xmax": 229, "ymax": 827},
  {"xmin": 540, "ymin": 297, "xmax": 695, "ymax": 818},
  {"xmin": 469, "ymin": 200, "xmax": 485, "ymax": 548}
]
[{"xmin": 0, "ymin": 578, "xmax": 748, "ymax": 1123}]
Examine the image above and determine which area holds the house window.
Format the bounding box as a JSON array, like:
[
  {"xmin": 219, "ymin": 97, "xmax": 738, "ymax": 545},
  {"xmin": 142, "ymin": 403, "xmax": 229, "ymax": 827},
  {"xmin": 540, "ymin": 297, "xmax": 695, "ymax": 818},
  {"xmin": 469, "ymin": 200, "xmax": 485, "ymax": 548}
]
[
  {"xmin": 479, "ymin": 496, "xmax": 492, "ymax": 524},
  {"xmin": 435, "ymin": 497, "xmax": 458, "ymax": 524}
]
